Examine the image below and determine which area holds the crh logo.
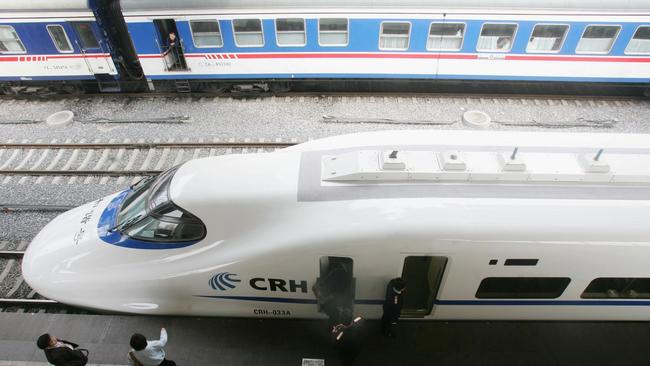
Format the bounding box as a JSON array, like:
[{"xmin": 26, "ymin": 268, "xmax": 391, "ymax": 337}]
[{"xmin": 209, "ymin": 272, "xmax": 241, "ymax": 291}]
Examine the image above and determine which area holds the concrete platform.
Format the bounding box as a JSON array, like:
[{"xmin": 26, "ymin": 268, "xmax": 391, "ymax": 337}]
[{"xmin": 2, "ymin": 313, "xmax": 650, "ymax": 366}]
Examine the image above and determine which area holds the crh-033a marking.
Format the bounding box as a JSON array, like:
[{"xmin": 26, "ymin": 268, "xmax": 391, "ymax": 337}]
[{"xmin": 21, "ymin": 130, "xmax": 650, "ymax": 321}]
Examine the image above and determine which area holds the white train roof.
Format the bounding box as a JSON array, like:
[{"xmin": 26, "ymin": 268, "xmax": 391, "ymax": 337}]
[
  {"xmin": 170, "ymin": 129, "xmax": 650, "ymax": 212},
  {"xmin": 119, "ymin": 0, "xmax": 650, "ymax": 12},
  {"xmin": 0, "ymin": 0, "xmax": 89, "ymax": 11}
]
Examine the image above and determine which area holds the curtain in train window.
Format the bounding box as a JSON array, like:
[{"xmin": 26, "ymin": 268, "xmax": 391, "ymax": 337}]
[
  {"xmin": 319, "ymin": 18, "xmax": 348, "ymax": 46},
  {"xmin": 427, "ymin": 23, "xmax": 465, "ymax": 51},
  {"xmin": 527, "ymin": 24, "xmax": 568, "ymax": 53},
  {"xmin": 233, "ymin": 19, "xmax": 264, "ymax": 47},
  {"xmin": 190, "ymin": 20, "xmax": 223, "ymax": 48},
  {"xmin": 0, "ymin": 26, "xmax": 26, "ymax": 53},
  {"xmin": 477, "ymin": 23, "xmax": 517, "ymax": 52},
  {"xmin": 576, "ymin": 25, "xmax": 620, "ymax": 53},
  {"xmin": 276, "ymin": 18, "xmax": 305, "ymax": 46},
  {"xmin": 379, "ymin": 22, "xmax": 410, "ymax": 50},
  {"xmin": 625, "ymin": 26, "xmax": 650, "ymax": 54},
  {"xmin": 47, "ymin": 25, "xmax": 73, "ymax": 53}
]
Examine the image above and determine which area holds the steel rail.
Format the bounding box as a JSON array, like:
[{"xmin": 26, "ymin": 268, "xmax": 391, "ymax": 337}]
[
  {"xmin": 0, "ymin": 251, "xmax": 25, "ymax": 259},
  {"xmin": 0, "ymin": 142, "xmax": 297, "ymax": 150},
  {"xmin": 0, "ymin": 298, "xmax": 58, "ymax": 305},
  {"xmin": 1, "ymin": 204, "xmax": 75, "ymax": 212},
  {"xmin": 0, "ymin": 170, "xmax": 163, "ymax": 177}
]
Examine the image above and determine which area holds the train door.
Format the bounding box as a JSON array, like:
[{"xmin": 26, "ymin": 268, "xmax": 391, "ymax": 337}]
[
  {"xmin": 70, "ymin": 22, "xmax": 112, "ymax": 74},
  {"xmin": 400, "ymin": 256, "xmax": 447, "ymax": 317},
  {"xmin": 314, "ymin": 256, "xmax": 355, "ymax": 320},
  {"xmin": 153, "ymin": 19, "xmax": 188, "ymax": 71}
]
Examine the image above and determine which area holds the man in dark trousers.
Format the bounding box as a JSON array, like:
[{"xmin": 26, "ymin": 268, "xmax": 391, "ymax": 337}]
[
  {"xmin": 332, "ymin": 310, "xmax": 364, "ymax": 366},
  {"xmin": 381, "ymin": 277, "xmax": 405, "ymax": 337},
  {"xmin": 36, "ymin": 333, "xmax": 88, "ymax": 366}
]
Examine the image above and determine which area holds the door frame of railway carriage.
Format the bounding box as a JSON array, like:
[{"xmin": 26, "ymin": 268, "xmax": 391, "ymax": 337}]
[
  {"xmin": 70, "ymin": 21, "xmax": 112, "ymax": 75},
  {"xmin": 399, "ymin": 255, "xmax": 448, "ymax": 318},
  {"xmin": 153, "ymin": 19, "xmax": 188, "ymax": 71},
  {"xmin": 314, "ymin": 256, "xmax": 356, "ymax": 317}
]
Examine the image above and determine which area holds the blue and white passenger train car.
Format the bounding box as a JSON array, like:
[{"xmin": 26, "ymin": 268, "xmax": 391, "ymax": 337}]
[
  {"xmin": 22, "ymin": 130, "xmax": 650, "ymax": 320},
  {"xmin": 2, "ymin": 0, "xmax": 650, "ymax": 94},
  {"xmin": 0, "ymin": 1, "xmax": 120, "ymax": 92},
  {"xmin": 120, "ymin": 0, "xmax": 650, "ymax": 92}
]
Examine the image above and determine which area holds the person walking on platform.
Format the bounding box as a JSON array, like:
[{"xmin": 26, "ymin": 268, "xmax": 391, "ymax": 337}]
[
  {"xmin": 128, "ymin": 328, "xmax": 176, "ymax": 366},
  {"xmin": 332, "ymin": 310, "xmax": 364, "ymax": 366},
  {"xmin": 36, "ymin": 333, "xmax": 88, "ymax": 366},
  {"xmin": 381, "ymin": 277, "xmax": 405, "ymax": 337}
]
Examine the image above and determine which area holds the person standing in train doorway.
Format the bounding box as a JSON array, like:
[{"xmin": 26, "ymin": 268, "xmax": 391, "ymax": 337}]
[
  {"xmin": 381, "ymin": 277, "xmax": 405, "ymax": 337},
  {"xmin": 128, "ymin": 328, "xmax": 176, "ymax": 366},
  {"xmin": 162, "ymin": 32, "xmax": 181, "ymax": 70}
]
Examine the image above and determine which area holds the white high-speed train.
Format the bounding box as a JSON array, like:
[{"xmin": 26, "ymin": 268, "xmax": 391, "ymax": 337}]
[{"xmin": 22, "ymin": 130, "xmax": 650, "ymax": 320}]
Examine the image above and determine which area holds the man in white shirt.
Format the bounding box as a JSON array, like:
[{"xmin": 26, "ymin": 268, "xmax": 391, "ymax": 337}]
[{"xmin": 128, "ymin": 328, "xmax": 176, "ymax": 366}]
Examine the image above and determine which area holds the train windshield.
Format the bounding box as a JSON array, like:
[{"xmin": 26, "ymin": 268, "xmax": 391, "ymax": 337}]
[{"xmin": 114, "ymin": 166, "xmax": 206, "ymax": 242}]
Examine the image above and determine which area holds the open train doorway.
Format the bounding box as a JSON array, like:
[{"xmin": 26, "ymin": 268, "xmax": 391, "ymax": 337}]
[
  {"xmin": 153, "ymin": 19, "xmax": 188, "ymax": 71},
  {"xmin": 400, "ymin": 256, "xmax": 447, "ymax": 317},
  {"xmin": 314, "ymin": 256, "xmax": 355, "ymax": 322}
]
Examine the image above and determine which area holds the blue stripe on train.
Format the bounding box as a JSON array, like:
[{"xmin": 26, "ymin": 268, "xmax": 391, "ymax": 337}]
[{"xmin": 195, "ymin": 295, "xmax": 650, "ymax": 306}]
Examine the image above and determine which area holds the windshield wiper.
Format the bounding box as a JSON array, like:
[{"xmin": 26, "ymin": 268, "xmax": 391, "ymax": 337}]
[
  {"xmin": 108, "ymin": 214, "xmax": 144, "ymax": 233},
  {"xmin": 130, "ymin": 176, "xmax": 155, "ymax": 190}
]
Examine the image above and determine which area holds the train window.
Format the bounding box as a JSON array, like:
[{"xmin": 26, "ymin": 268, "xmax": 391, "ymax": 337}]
[
  {"xmin": 233, "ymin": 19, "xmax": 264, "ymax": 47},
  {"xmin": 625, "ymin": 26, "xmax": 650, "ymax": 54},
  {"xmin": 72, "ymin": 22, "xmax": 99, "ymax": 49},
  {"xmin": 379, "ymin": 22, "xmax": 410, "ymax": 50},
  {"xmin": 115, "ymin": 166, "xmax": 206, "ymax": 243},
  {"xmin": 477, "ymin": 23, "xmax": 517, "ymax": 52},
  {"xmin": 319, "ymin": 18, "xmax": 348, "ymax": 46},
  {"xmin": 526, "ymin": 24, "xmax": 568, "ymax": 53},
  {"xmin": 581, "ymin": 278, "xmax": 650, "ymax": 299},
  {"xmin": 0, "ymin": 26, "xmax": 26, "ymax": 54},
  {"xmin": 190, "ymin": 20, "xmax": 223, "ymax": 48},
  {"xmin": 47, "ymin": 25, "xmax": 73, "ymax": 53},
  {"xmin": 576, "ymin": 25, "xmax": 621, "ymax": 54},
  {"xmin": 276, "ymin": 18, "xmax": 306, "ymax": 46},
  {"xmin": 427, "ymin": 23, "xmax": 465, "ymax": 51},
  {"xmin": 476, "ymin": 277, "xmax": 570, "ymax": 298},
  {"xmin": 125, "ymin": 214, "xmax": 206, "ymax": 242}
]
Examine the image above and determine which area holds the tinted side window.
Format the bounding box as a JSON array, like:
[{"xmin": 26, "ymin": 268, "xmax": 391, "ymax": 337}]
[
  {"xmin": 276, "ymin": 18, "xmax": 306, "ymax": 46},
  {"xmin": 576, "ymin": 25, "xmax": 621, "ymax": 53},
  {"xmin": 233, "ymin": 19, "xmax": 263, "ymax": 47},
  {"xmin": 72, "ymin": 22, "xmax": 99, "ymax": 49},
  {"xmin": 190, "ymin": 20, "xmax": 223, "ymax": 47},
  {"xmin": 427, "ymin": 23, "xmax": 465, "ymax": 51},
  {"xmin": 379, "ymin": 22, "xmax": 410, "ymax": 50},
  {"xmin": 47, "ymin": 25, "xmax": 73, "ymax": 52},
  {"xmin": 478, "ymin": 23, "xmax": 517, "ymax": 52},
  {"xmin": 625, "ymin": 26, "xmax": 650, "ymax": 54},
  {"xmin": 527, "ymin": 24, "xmax": 568, "ymax": 53},
  {"xmin": 0, "ymin": 25, "xmax": 26, "ymax": 53},
  {"xmin": 319, "ymin": 18, "xmax": 348, "ymax": 46},
  {"xmin": 476, "ymin": 277, "xmax": 570, "ymax": 299},
  {"xmin": 582, "ymin": 278, "xmax": 650, "ymax": 299}
]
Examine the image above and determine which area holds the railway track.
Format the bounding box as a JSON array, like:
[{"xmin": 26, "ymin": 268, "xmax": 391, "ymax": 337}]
[
  {"xmin": 0, "ymin": 241, "xmax": 36, "ymax": 305},
  {"xmin": 0, "ymin": 243, "xmax": 66, "ymax": 312},
  {"xmin": 0, "ymin": 139, "xmax": 298, "ymax": 182},
  {"xmin": 1, "ymin": 91, "xmax": 647, "ymax": 102}
]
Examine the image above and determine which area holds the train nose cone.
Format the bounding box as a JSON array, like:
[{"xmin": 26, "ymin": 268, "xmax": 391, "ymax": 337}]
[{"xmin": 22, "ymin": 200, "xmax": 103, "ymax": 301}]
